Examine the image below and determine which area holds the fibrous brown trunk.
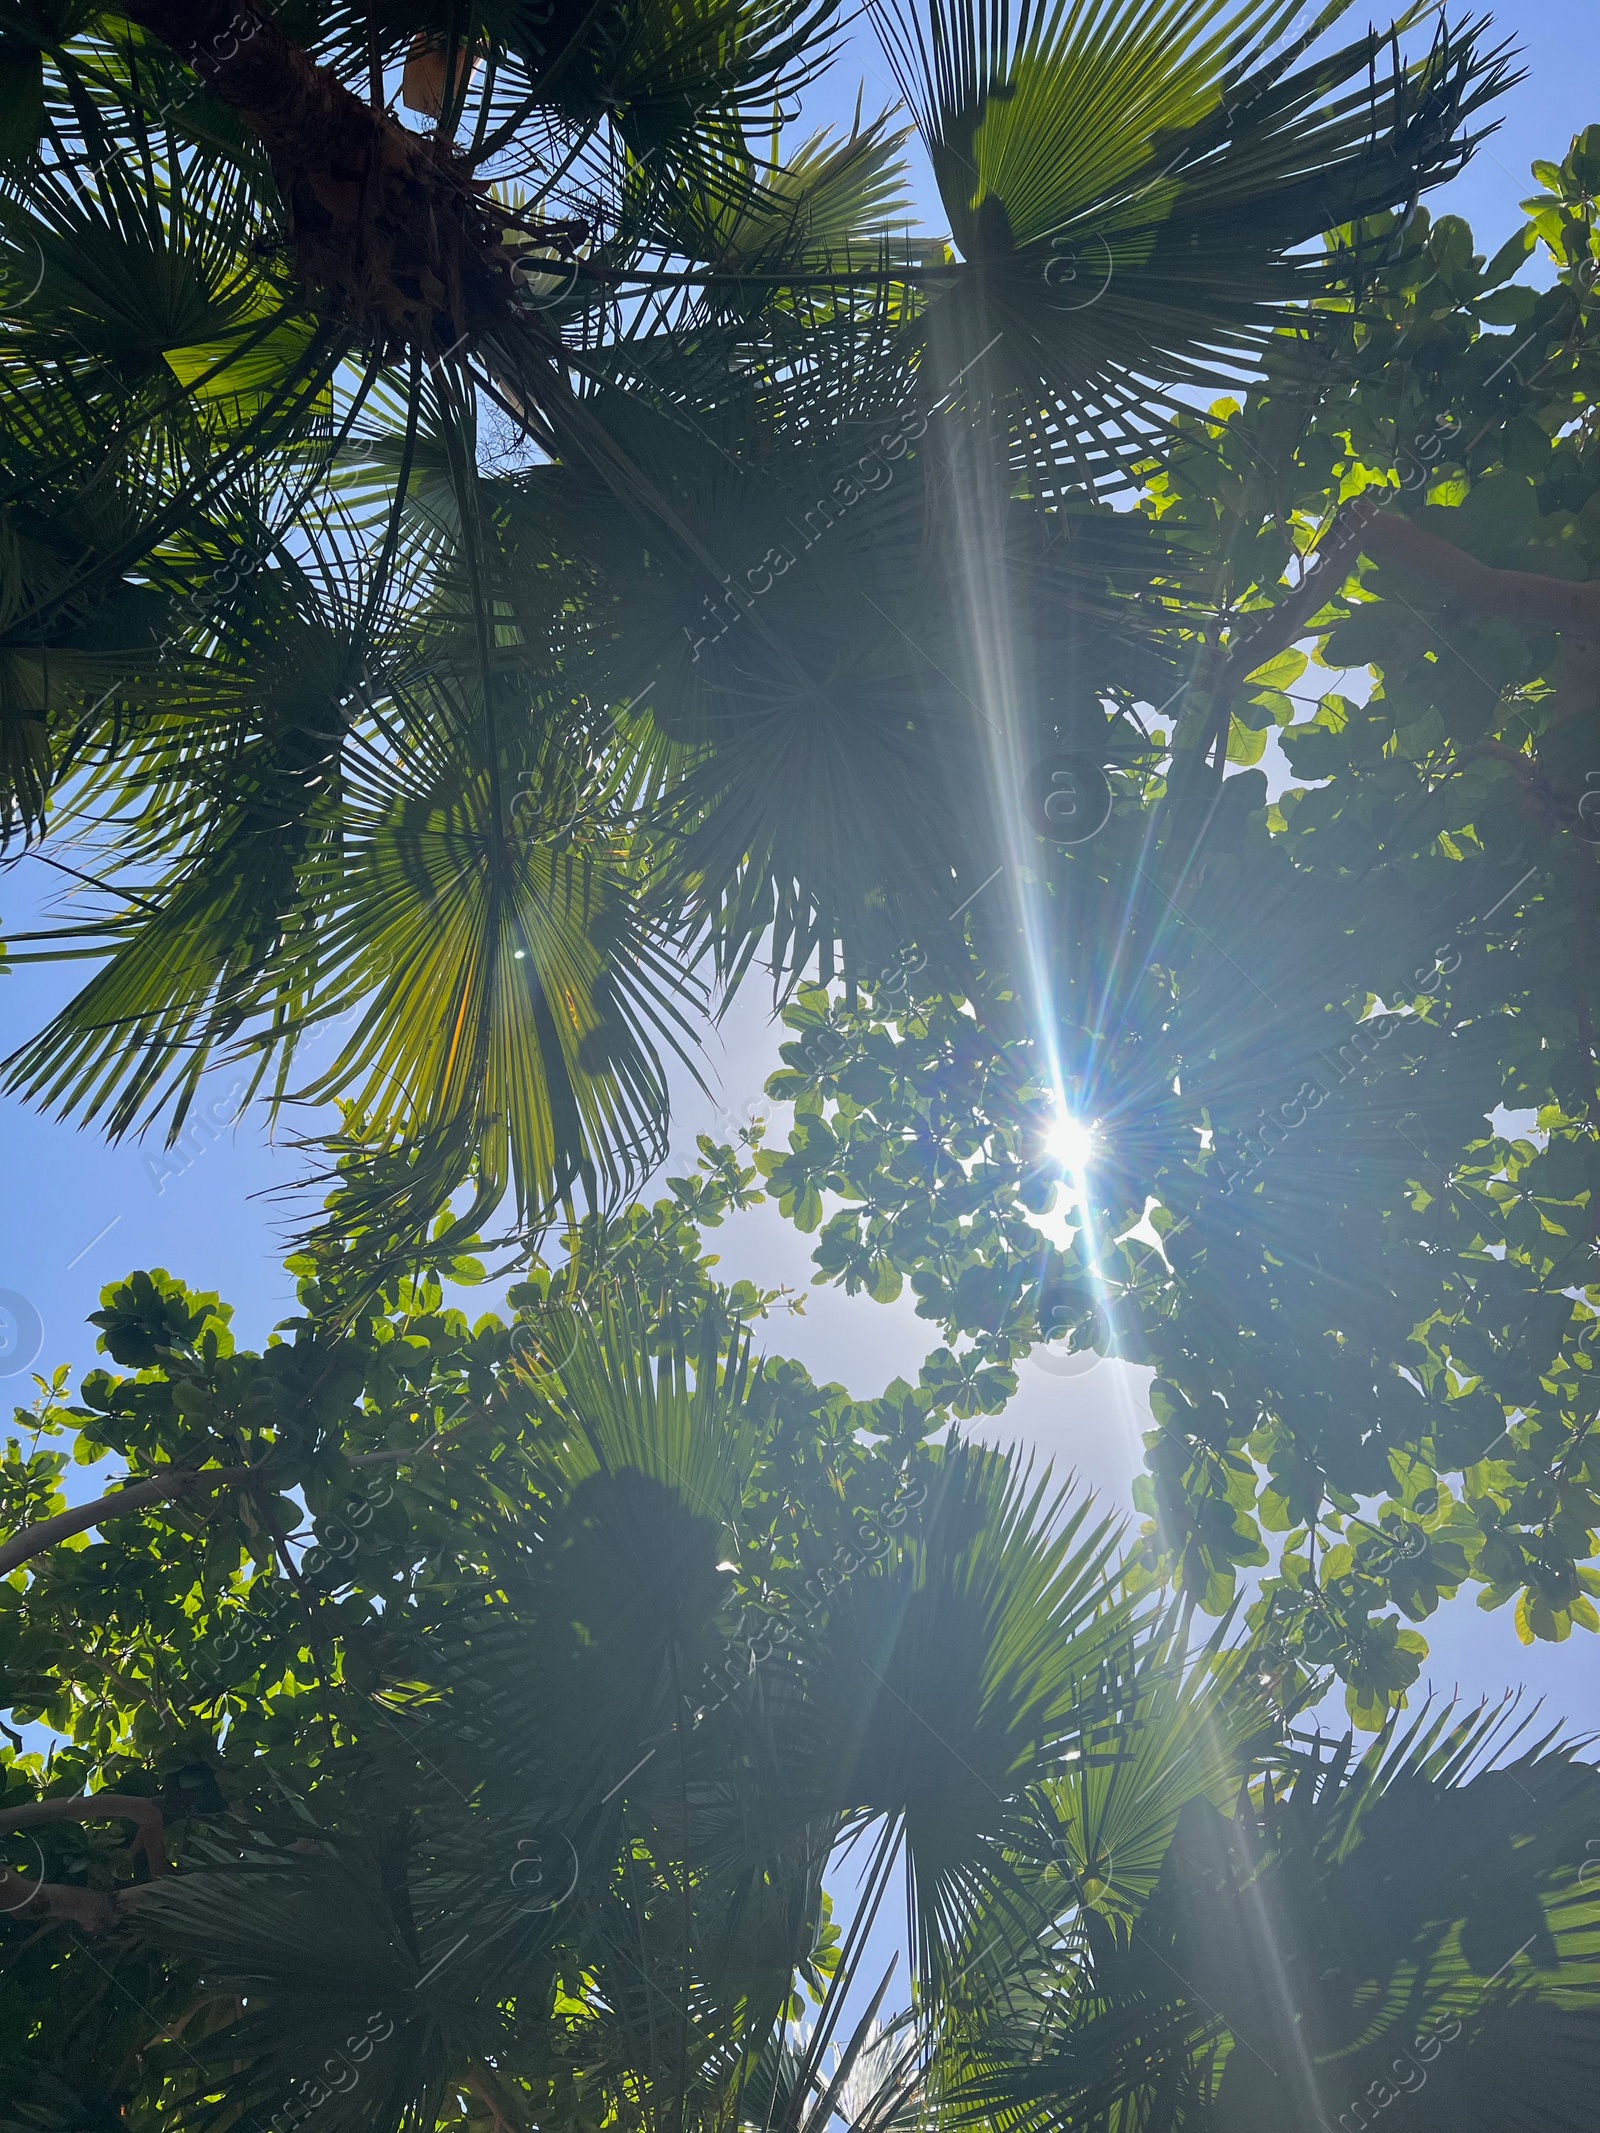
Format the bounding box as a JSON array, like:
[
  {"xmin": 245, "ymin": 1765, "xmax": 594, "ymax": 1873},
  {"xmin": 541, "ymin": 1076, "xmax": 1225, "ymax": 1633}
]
[{"xmin": 122, "ymin": 0, "xmax": 517, "ymax": 355}]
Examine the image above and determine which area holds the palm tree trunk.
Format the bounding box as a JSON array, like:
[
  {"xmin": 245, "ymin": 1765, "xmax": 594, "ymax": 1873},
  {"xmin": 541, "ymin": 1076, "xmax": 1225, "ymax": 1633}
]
[{"xmin": 120, "ymin": 0, "xmax": 514, "ymax": 354}]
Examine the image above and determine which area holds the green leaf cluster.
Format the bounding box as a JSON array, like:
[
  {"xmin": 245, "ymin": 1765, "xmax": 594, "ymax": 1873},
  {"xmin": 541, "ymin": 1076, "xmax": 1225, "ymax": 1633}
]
[{"xmin": 751, "ymin": 155, "xmax": 1600, "ymax": 1724}]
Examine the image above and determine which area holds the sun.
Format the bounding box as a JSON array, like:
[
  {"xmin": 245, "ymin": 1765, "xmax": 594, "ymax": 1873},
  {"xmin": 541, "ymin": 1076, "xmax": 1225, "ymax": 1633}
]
[{"xmin": 1044, "ymin": 1114, "xmax": 1097, "ymax": 1172}]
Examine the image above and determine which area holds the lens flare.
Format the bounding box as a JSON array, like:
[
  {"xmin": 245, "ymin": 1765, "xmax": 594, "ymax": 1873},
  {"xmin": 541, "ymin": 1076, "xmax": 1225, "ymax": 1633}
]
[{"xmin": 1045, "ymin": 1114, "xmax": 1097, "ymax": 1173}]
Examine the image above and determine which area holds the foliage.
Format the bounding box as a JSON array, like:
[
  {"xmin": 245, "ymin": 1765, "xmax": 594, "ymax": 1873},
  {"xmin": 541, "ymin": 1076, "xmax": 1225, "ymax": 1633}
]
[
  {"xmin": 749, "ymin": 133, "xmax": 1600, "ymax": 1725},
  {"xmin": 937, "ymin": 1701, "xmax": 1600, "ymax": 2133},
  {"xmin": 4, "ymin": 1173, "xmax": 1599, "ymax": 2133},
  {"xmin": 0, "ymin": 0, "xmax": 1512, "ymax": 1246},
  {"xmin": 0, "ymin": 1144, "xmax": 1194, "ymax": 2133},
  {"xmin": 0, "ymin": 1134, "xmax": 876, "ymax": 1778}
]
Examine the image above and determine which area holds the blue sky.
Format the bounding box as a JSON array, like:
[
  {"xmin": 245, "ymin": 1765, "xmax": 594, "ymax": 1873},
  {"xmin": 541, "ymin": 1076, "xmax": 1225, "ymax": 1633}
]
[
  {"xmin": 3, "ymin": 0, "xmax": 1598, "ymax": 1739},
  {"xmin": 800, "ymin": 0, "xmax": 1599, "ymax": 251}
]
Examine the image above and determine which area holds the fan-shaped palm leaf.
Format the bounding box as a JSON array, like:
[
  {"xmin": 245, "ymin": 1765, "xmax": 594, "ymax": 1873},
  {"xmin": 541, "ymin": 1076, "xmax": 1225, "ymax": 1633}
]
[
  {"xmin": 0, "ymin": 0, "xmax": 1519, "ymax": 1248},
  {"xmin": 879, "ymin": 0, "xmax": 1515, "ymax": 495},
  {"xmin": 952, "ymin": 1699, "xmax": 1600, "ymax": 2133}
]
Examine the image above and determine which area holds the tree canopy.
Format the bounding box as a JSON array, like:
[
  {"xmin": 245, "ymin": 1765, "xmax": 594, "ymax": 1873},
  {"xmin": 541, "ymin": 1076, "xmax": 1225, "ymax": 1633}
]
[
  {"xmin": 7, "ymin": 2, "xmax": 1600, "ymax": 2125},
  {"xmin": 748, "ymin": 131, "xmax": 1600, "ymax": 1724},
  {"xmin": 5, "ymin": 1180, "xmax": 1599, "ymax": 2129},
  {"xmin": 0, "ymin": 0, "xmax": 1512, "ymax": 1247}
]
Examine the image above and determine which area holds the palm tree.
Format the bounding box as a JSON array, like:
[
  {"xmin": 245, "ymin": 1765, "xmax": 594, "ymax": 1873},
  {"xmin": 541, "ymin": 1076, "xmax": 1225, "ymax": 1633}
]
[
  {"xmin": 0, "ymin": 0, "xmax": 1513, "ymax": 1246},
  {"xmin": 1, "ymin": 1280, "xmax": 1214, "ymax": 2131},
  {"xmin": 935, "ymin": 1698, "xmax": 1600, "ymax": 2132},
  {"xmin": 8, "ymin": 1257, "xmax": 1599, "ymax": 2133}
]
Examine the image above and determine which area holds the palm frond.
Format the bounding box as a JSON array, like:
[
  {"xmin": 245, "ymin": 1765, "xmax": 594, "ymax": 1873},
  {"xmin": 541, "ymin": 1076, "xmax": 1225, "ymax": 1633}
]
[
  {"xmin": 951, "ymin": 1699, "xmax": 1600, "ymax": 2133},
  {"xmin": 875, "ymin": 0, "xmax": 1517, "ymax": 494}
]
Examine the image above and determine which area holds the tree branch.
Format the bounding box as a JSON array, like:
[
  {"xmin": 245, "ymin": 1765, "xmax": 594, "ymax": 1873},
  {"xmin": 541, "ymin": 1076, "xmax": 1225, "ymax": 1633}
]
[
  {"xmin": 463, "ymin": 2059, "xmax": 529, "ymax": 2133},
  {"xmin": 1191, "ymin": 494, "xmax": 1390, "ymax": 778},
  {"xmin": 1359, "ymin": 510, "xmax": 1600, "ymax": 634},
  {"xmin": 1361, "ymin": 511, "xmax": 1600, "ymax": 732},
  {"xmin": 0, "ymin": 1797, "xmax": 172, "ymax": 1934},
  {"xmin": 1232, "ymin": 492, "xmax": 1393, "ymax": 681},
  {"xmin": 0, "ymin": 1866, "xmax": 120, "ymax": 1931},
  {"xmin": 0, "ymin": 1795, "xmax": 170, "ymax": 1873},
  {"xmin": 0, "ymin": 1467, "xmax": 258, "ymax": 1578},
  {"xmin": 346, "ymin": 1400, "xmax": 490, "ymax": 1465}
]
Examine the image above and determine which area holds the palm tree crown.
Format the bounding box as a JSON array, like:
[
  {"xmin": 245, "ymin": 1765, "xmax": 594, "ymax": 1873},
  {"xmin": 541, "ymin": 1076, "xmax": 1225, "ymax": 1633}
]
[{"xmin": 0, "ymin": 0, "xmax": 1512, "ymax": 1247}]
